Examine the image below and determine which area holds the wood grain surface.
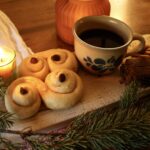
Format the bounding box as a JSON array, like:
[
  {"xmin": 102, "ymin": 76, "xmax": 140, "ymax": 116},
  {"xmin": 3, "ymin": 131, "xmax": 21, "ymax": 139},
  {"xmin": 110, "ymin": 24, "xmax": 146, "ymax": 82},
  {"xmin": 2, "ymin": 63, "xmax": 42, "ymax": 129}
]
[
  {"xmin": 11, "ymin": 70, "xmax": 124, "ymax": 131},
  {"xmin": 0, "ymin": 0, "xmax": 150, "ymax": 133},
  {"xmin": 0, "ymin": 0, "xmax": 150, "ymax": 52}
]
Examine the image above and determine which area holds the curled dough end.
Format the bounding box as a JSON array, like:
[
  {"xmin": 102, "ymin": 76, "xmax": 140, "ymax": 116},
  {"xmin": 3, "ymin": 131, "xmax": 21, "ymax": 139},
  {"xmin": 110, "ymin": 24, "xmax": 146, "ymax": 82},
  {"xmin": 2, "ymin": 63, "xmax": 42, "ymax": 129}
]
[
  {"xmin": 46, "ymin": 49, "xmax": 78, "ymax": 72},
  {"xmin": 18, "ymin": 55, "xmax": 50, "ymax": 80},
  {"xmin": 41, "ymin": 69, "xmax": 83, "ymax": 110},
  {"xmin": 5, "ymin": 76, "xmax": 46, "ymax": 119}
]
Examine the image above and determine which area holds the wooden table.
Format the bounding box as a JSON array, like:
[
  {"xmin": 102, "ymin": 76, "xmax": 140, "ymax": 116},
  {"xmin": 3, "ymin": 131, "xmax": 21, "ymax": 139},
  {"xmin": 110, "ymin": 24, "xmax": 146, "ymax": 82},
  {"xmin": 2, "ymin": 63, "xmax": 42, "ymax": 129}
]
[
  {"xmin": 0, "ymin": 0, "xmax": 150, "ymax": 52},
  {"xmin": 0, "ymin": 1, "xmax": 150, "ymax": 149}
]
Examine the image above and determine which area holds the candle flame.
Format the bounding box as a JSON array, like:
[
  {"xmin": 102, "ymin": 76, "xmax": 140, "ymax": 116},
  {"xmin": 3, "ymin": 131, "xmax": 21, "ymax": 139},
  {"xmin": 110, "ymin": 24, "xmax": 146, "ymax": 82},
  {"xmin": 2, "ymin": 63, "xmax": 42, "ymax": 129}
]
[
  {"xmin": 0, "ymin": 47, "xmax": 5, "ymax": 62},
  {"xmin": 0, "ymin": 47, "xmax": 5, "ymax": 56}
]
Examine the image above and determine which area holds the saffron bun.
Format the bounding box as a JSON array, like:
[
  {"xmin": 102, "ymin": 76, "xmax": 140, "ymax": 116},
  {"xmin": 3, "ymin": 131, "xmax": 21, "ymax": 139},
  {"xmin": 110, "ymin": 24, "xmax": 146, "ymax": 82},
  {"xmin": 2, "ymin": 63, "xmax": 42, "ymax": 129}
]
[
  {"xmin": 18, "ymin": 55, "xmax": 49, "ymax": 80},
  {"xmin": 41, "ymin": 69, "xmax": 83, "ymax": 110},
  {"xmin": 34, "ymin": 49, "xmax": 78, "ymax": 72},
  {"xmin": 5, "ymin": 76, "xmax": 47, "ymax": 119}
]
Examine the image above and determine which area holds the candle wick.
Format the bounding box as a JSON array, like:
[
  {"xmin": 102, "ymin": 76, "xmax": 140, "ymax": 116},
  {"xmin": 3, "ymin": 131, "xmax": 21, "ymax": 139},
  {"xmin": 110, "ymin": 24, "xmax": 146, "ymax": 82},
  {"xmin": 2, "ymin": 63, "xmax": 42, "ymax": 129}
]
[{"xmin": 0, "ymin": 58, "xmax": 4, "ymax": 62}]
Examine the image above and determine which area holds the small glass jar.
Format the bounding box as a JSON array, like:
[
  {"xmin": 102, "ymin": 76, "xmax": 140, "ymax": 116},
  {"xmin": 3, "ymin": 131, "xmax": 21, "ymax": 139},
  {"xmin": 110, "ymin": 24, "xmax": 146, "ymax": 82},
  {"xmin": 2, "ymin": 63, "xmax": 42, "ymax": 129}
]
[
  {"xmin": 55, "ymin": 0, "xmax": 110, "ymax": 45},
  {"xmin": 0, "ymin": 46, "xmax": 16, "ymax": 85}
]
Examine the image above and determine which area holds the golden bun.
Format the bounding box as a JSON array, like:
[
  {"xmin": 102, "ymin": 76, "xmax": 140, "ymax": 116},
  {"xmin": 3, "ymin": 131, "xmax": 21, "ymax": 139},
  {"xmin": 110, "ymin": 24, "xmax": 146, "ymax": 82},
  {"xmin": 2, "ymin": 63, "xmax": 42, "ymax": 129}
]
[
  {"xmin": 41, "ymin": 69, "xmax": 83, "ymax": 110},
  {"xmin": 5, "ymin": 76, "xmax": 47, "ymax": 119},
  {"xmin": 18, "ymin": 55, "xmax": 49, "ymax": 80},
  {"xmin": 34, "ymin": 49, "xmax": 78, "ymax": 72}
]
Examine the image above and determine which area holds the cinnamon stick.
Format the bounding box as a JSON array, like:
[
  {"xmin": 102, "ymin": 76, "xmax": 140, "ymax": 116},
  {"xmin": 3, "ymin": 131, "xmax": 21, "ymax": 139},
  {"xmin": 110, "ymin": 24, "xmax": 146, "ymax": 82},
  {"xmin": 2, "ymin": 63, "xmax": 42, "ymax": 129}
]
[{"xmin": 120, "ymin": 48, "xmax": 150, "ymax": 86}]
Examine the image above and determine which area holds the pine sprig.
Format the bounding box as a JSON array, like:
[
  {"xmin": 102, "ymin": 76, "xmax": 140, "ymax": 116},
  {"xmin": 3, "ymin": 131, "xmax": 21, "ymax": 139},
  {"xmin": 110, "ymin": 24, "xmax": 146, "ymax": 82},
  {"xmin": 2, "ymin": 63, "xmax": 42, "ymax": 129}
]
[
  {"xmin": 53, "ymin": 81, "xmax": 150, "ymax": 150},
  {"xmin": 0, "ymin": 77, "xmax": 7, "ymax": 100},
  {"xmin": 120, "ymin": 81, "xmax": 139, "ymax": 108},
  {"xmin": 24, "ymin": 137, "xmax": 50, "ymax": 150},
  {"xmin": 61, "ymin": 107, "xmax": 150, "ymax": 150},
  {"xmin": 0, "ymin": 111, "xmax": 14, "ymax": 129},
  {"xmin": 0, "ymin": 87, "xmax": 6, "ymax": 99},
  {"xmin": 0, "ymin": 81, "xmax": 150, "ymax": 150},
  {"xmin": 0, "ymin": 137, "xmax": 19, "ymax": 150}
]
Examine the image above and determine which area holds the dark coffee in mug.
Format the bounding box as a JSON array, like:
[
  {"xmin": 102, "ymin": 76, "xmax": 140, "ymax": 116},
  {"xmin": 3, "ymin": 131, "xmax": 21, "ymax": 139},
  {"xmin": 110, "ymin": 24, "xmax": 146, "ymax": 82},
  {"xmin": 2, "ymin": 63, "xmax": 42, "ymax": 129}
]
[
  {"xmin": 79, "ymin": 29, "xmax": 125, "ymax": 48},
  {"xmin": 74, "ymin": 16, "xmax": 145, "ymax": 75}
]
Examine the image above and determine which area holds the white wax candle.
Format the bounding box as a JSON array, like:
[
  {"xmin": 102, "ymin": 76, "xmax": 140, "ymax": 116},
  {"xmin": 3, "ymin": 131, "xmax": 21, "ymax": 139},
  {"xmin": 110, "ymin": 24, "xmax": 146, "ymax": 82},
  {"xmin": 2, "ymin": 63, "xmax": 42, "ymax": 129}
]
[{"xmin": 0, "ymin": 47, "xmax": 16, "ymax": 79}]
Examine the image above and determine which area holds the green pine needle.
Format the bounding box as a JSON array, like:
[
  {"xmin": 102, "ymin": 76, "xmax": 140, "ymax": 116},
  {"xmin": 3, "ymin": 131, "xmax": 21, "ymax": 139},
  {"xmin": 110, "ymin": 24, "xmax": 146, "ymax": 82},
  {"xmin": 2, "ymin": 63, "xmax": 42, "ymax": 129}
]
[
  {"xmin": 54, "ymin": 81, "xmax": 150, "ymax": 150},
  {"xmin": 0, "ymin": 80, "xmax": 150, "ymax": 150},
  {"xmin": 25, "ymin": 137, "xmax": 51, "ymax": 150},
  {"xmin": 0, "ymin": 137, "xmax": 19, "ymax": 150},
  {"xmin": 63, "ymin": 106, "xmax": 150, "ymax": 150},
  {"xmin": 0, "ymin": 111, "xmax": 14, "ymax": 129},
  {"xmin": 0, "ymin": 77, "xmax": 7, "ymax": 100},
  {"xmin": 0, "ymin": 87, "xmax": 7, "ymax": 99},
  {"xmin": 120, "ymin": 81, "xmax": 139, "ymax": 108}
]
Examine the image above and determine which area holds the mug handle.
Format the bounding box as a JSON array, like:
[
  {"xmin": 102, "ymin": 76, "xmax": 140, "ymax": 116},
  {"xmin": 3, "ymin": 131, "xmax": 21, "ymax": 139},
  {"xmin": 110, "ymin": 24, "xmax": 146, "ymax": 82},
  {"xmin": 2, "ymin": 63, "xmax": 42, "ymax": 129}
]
[{"xmin": 126, "ymin": 33, "xmax": 145, "ymax": 55}]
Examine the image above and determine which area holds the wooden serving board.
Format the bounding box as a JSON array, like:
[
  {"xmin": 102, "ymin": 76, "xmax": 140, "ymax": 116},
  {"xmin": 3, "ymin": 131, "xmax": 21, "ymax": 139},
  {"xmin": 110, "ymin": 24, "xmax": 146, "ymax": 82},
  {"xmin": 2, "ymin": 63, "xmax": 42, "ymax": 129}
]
[
  {"xmin": 0, "ymin": 49, "xmax": 125, "ymax": 131},
  {"xmin": 8, "ymin": 70, "xmax": 124, "ymax": 131}
]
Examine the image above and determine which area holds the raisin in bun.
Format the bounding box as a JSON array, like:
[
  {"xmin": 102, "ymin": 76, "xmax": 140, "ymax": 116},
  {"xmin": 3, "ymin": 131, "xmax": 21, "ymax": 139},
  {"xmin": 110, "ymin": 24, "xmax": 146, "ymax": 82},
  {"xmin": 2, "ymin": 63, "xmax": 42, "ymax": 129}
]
[
  {"xmin": 18, "ymin": 55, "xmax": 49, "ymax": 80},
  {"xmin": 41, "ymin": 69, "xmax": 83, "ymax": 110},
  {"xmin": 34, "ymin": 49, "xmax": 78, "ymax": 72},
  {"xmin": 5, "ymin": 76, "xmax": 47, "ymax": 119}
]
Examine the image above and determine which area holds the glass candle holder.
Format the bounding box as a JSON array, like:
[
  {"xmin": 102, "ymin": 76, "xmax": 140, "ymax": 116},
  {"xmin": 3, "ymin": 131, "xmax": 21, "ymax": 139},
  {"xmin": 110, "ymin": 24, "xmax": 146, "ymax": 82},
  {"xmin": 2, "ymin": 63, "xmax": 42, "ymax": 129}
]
[{"xmin": 0, "ymin": 46, "xmax": 16, "ymax": 85}]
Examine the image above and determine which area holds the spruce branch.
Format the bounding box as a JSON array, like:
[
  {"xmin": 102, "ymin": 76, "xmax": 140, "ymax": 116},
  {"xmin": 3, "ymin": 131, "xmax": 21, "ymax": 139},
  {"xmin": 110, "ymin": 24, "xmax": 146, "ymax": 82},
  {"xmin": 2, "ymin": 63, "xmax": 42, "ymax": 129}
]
[
  {"xmin": 0, "ymin": 86, "xmax": 6, "ymax": 99},
  {"xmin": 54, "ymin": 81, "xmax": 150, "ymax": 150},
  {"xmin": 120, "ymin": 81, "xmax": 139, "ymax": 108},
  {"xmin": 0, "ymin": 128, "xmax": 66, "ymax": 149},
  {"xmin": 62, "ymin": 107, "xmax": 150, "ymax": 150},
  {"xmin": 0, "ymin": 77, "xmax": 7, "ymax": 100},
  {"xmin": 0, "ymin": 81, "xmax": 150, "ymax": 150},
  {"xmin": 0, "ymin": 128, "xmax": 64, "ymax": 137},
  {"xmin": 0, "ymin": 111, "xmax": 14, "ymax": 129},
  {"xmin": 24, "ymin": 137, "xmax": 50, "ymax": 150},
  {"xmin": 0, "ymin": 137, "xmax": 20, "ymax": 150}
]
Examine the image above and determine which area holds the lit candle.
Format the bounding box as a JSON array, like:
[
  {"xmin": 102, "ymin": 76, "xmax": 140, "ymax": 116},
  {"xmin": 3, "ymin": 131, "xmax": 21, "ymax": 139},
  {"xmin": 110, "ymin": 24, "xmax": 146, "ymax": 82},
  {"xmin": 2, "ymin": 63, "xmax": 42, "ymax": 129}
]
[{"xmin": 0, "ymin": 47, "xmax": 16, "ymax": 79}]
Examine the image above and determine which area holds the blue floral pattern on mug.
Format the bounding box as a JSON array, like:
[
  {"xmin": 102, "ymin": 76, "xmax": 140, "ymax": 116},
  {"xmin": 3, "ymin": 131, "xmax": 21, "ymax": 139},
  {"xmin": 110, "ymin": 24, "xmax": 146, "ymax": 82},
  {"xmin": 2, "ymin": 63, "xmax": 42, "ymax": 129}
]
[{"xmin": 83, "ymin": 55, "xmax": 123, "ymax": 74}]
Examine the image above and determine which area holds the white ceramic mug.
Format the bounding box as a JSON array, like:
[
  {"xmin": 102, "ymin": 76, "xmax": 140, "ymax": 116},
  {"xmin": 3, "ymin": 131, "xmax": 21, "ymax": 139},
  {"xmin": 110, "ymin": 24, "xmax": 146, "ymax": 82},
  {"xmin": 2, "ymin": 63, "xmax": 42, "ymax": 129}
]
[{"xmin": 73, "ymin": 16, "xmax": 145, "ymax": 75}]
